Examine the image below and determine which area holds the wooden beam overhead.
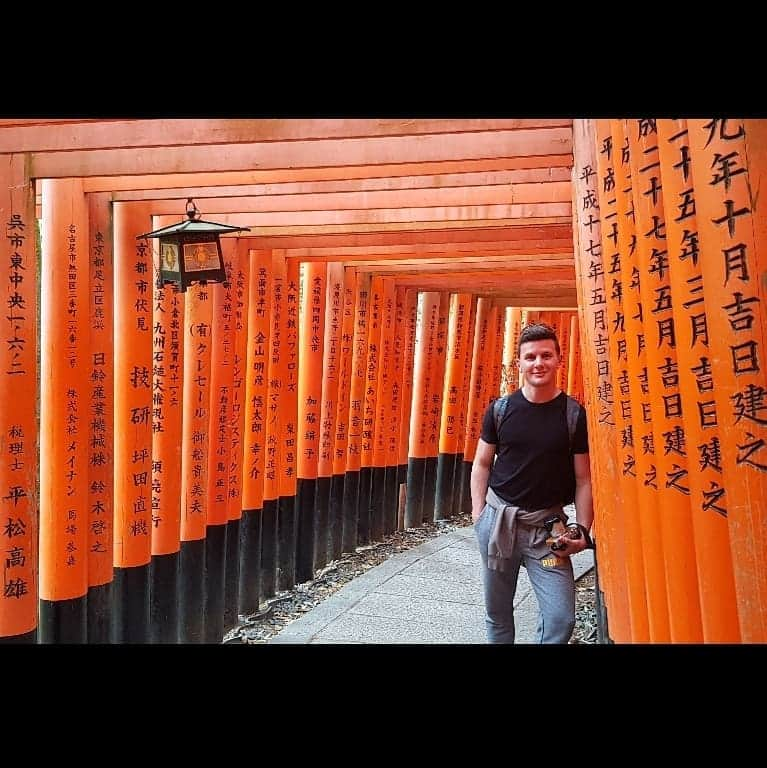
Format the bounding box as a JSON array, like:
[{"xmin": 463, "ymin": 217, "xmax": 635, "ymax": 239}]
[
  {"xmin": 1, "ymin": 118, "xmax": 572, "ymax": 153},
  {"xmin": 30, "ymin": 128, "xmax": 572, "ymax": 178},
  {"xmin": 80, "ymin": 155, "xmax": 573, "ymax": 192},
  {"xmin": 107, "ymin": 167, "xmax": 572, "ymax": 201}
]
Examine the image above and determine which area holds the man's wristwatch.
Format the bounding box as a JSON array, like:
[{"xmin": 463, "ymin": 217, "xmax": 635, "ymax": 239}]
[{"xmin": 567, "ymin": 523, "xmax": 595, "ymax": 549}]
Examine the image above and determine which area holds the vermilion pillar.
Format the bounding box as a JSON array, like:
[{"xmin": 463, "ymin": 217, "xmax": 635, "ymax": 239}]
[
  {"xmin": 178, "ymin": 282, "xmax": 213, "ymax": 642},
  {"xmin": 371, "ymin": 278, "xmax": 395, "ymax": 540},
  {"xmin": 689, "ymin": 118, "xmax": 767, "ymax": 642},
  {"xmin": 435, "ymin": 293, "xmax": 473, "ymax": 520},
  {"xmin": 239, "ymin": 249, "xmax": 271, "ymax": 613},
  {"xmin": 341, "ymin": 271, "xmax": 370, "ymax": 551},
  {"xmin": 333, "ymin": 268, "xmax": 357, "ymax": 553},
  {"xmin": 86, "ymin": 192, "xmax": 115, "ymax": 643},
  {"xmin": 593, "ymin": 120, "xmax": 649, "ymax": 642},
  {"xmin": 405, "ymin": 292, "xmax": 439, "ymax": 528},
  {"xmin": 0, "ymin": 156, "xmax": 37, "ymax": 643},
  {"xmin": 398, "ymin": 289, "xmax": 418, "ymax": 527},
  {"xmin": 38, "ymin": 179, "xmax": 89, "ymax": 643},
  {"xmin": 112, "ymin": 201, "xmax": 154, "ymax": 643},
  {"xmin": 149, "ymin": 215, "xmax": 184, "ymax": 643},
  {"xmin": 571, "ymin": 121, "xmax": 630, "ymax": 643},
  {"xmin": 277, "ymin": 255, "xmax": 299, "ymax": 591},
  {"xmin": 316, "ymin": 262, "xmax": 343, "ymax": 564},
  {"xmin": 204, "ymin": 240, "xmax": 237, "ymax": 642},
  {"xmin": 657, "ymin": 119, "xmax": 740, "ymax": 642},
  {"xmin": 295, "ymin": 261, "xmax": 326, "ymax": 583},
  {"xmin": 628, "ymin": 118, "xmax": 703, "ymax": 642},
  {"xmin": 610, "ymin": 119, "xmax": 671, "ymax": 642},
  {"xmin": 224, "ymin": 239, "xmax": 250, "ymax": 630}
]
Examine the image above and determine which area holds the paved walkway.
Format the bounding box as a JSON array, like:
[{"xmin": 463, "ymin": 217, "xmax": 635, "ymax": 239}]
[{"xmin": 270, "ymin": 523, "xmax": 594, "ymax": 644}]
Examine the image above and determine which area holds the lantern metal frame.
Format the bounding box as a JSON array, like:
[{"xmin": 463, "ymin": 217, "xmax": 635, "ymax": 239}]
[{"xmin": 137, "ymin": 198, "xmax": 250, "ymax": 292}]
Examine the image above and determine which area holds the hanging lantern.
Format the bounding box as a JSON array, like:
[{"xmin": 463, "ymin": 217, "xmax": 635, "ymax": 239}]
[{"xmin": 137, "ymin": 198, "xmax": 250, "ymax": 292}]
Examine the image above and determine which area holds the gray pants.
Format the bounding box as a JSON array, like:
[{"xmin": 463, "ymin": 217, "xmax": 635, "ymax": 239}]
[{"xmin": 475, "ymin": 503, "xmax": 575, "ymax": 644}]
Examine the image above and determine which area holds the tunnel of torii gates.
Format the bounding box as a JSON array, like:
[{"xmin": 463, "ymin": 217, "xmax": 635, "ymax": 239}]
[{"xmin": 0, "ymin": 118, "xmax": 765, "ymax": 644}]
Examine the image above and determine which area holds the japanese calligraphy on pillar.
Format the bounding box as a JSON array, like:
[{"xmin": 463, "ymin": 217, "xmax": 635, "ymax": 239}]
[
  {"xmin": 346, "ymin": 272, "xmax": 370, "ymax": 473},
  {"xmin": 151, "ymin": 279, "xmax": 183, "ymax": 555},
  {"xmin": 297, "ymin": 262, "xmax": 326, "ymax": 480},
  {"xmin": 374, "ymin": 280, "xmax": 395, "ymax": 468},
  {"xmin": 40, "ymin": 180, "xmax": 90, "ymax": 605},
  {"xmin": 387, "ymin": 286, "xmax": 406, "ymax": 468},
  {"xmin": 181, "ymin": 285, "xmax": 212, "ymax": 541},
  {"xmin": 363, "ymin": 277, "xmax": 382, "ymax": 463},
  {"xmin": 88, "ymin": 208, "xmax": 113, "ymax": 583},
  {"xmin": 318, "ymin": 263, "xmax": 342, "ymax": 479},
  {"xmin": 572, "ymin": 128, "xmax": 614, "ymax": 433},
  {"xmin": 628, "ymin": 118, "xmax": 693, "ymax": 501},
  {"xmin": 657, "ymin": 120, "xmax": 726, "ymax": 517},
  {"xmin": 421, "ymin": 294, "xmax": 440, "ymax": 452},
  {"xmin": 129, "ymin": 238, "xmax": 152, "ymax": 542},
  {"xmin": 595, "ymin": 122, "xmax": 636, "ymax": 488},
  {"xmin": 332, "ymin": 268, "xmax": 356, "ymax": 478},
  {"xmin": 0, "ymin": 158, "xmax": 36, "ymax": 633},
  {"xmin": 242, "ymin": 250, "xmax": 271, "ymax": 512},
  {"xmin": 281, "ymin": 259, "xmax": 299, "ymax": 496},
  {"xmin": 465, "ymin": 298, "xmax": 491, "ymax": 453},
  {"xmin": 207, "ymin": 253, "xmax": 236, "ymax": 525},
  {"xmin": 264, "ymin": 254, "xmax": 285, "ymax": 501},
  {"xmin": 689, "ymin": 119, "xmax": 767, "ymax": 641},
  {"xmin": 227, "ymin": 245, "xmax": 249, "ymax": 521},
  {"xmin": 398, "ymin": 289, "xmax": 418, "ymax": 468}
]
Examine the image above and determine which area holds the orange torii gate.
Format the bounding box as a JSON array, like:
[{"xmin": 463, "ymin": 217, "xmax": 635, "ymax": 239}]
[{"xmin": 3, "ymin": 117, "xmax": 766, "ymax": 645}]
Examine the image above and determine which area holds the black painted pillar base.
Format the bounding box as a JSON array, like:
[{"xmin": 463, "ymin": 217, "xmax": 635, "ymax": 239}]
[
  {"xmin": 357, "ymin": 466, "xmax": 372, "ymax": 546},
  {"xmin": 178, "ymin": 539, "xmax": 205, "ymax": 643},
  {"xmin": 383, "ymin": 465, "xmax": 398, "ymax": 535},
  {"xmin": 458, "ymin": 460, "xmax": 473, "ymax": 516},
  {"xmin": 451, "ymin": 452, "xmax": 464, "ymax": 518},
  {"xmin": 341, "ymin": 470, "xmax": 359, "ymax": 553},
  {"xmin": 328, "ymin": 473, "xmax": 344, "ymax": 561},
  {"xmin": 594, "ymin": 543, "xmax": 613, "ymax": 644},
  {"xmin": 422, "ymin": 455, "xmax": 438, "ymax": 524},
  {"xmin": 87, "ymin": 581, "xmax": 113, "ymax": 643},
  {"xmin": 150, "ymin": 551, "xmax": 179, "ymax": 643},
  {"xmin": 313, "ymin": 475, "xmax": 332, "ymax": 570},
  {"xmin": 404, "ymin": 456, "xmax": 426, "ymax": 528},
  {"xmin": 295, "ymin": 478, "xmax": 317, "ymax": 585},
  {"xmin": 113, "ymin": 563, "xmax": 150, "ymax": 643},
  {"xmin": 204, "ymin": 524, "xmax": 227, "ymax": 643},
  {"xmin": 39, "ymin": 595, "xmax": 87, "ymax": 644},
  {"xmin": 277, "ymin": 494, "xmax": 297, "ymax": 592},
  {"xmin": 369, "ymin": 466, "xmax": 386, "ymax": 543},
  {"xmin": 397, "ymin": 463, "xmax": 407, "ymax": 529},
  {"xmin": 238, "ymin": 507, "xmax": 262, "ymax": 617},
  {"xmin": 0, "ymin": 628, "xmax": 36, "ymax": 643},
  {"xmin": 434, "ymin": 452, "xmax": 457, "ymax": 521},
  {"xmin": 260, "ymin": 499, "xmax": 278, "ymax": 601},
  {"xmin": 224, "ymin": 517, "xmax": 241, "ymax": 632}
]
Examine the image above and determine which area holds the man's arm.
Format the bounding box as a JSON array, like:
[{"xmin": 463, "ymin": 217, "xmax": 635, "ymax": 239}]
[
  {"xmin": 552, "ymin": 452, "xmax": 593, "ymax": 556},
  {"xmin": 470, "ymin": 438, "xmax": 496, "ymax": 522},
  {"xmin": 573, "ymin": 452, "xmax": 593, "ymax": 533}
]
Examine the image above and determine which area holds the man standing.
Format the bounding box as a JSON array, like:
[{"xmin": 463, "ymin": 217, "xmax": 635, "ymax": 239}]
[{"xmin": 471, "ymin": 323, "xmax": 593, "ymax": 644}]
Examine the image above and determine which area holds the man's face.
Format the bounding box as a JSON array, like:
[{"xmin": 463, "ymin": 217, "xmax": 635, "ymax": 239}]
[{"xmin": 518, "ymin": 338, "xmax": 560, "ymax": 389}]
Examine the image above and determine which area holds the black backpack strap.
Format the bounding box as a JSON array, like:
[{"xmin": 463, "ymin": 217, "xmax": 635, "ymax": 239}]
[
  {"xmin": 565, "ymin": 395, "xmax": 581, "ymax": 451},
  {"xmin": 492, "ymin": 394, "xmax": 511, "ymax": 440}
]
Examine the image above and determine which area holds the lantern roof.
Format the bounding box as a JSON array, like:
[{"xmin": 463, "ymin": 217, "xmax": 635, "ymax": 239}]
[
  {"xmin": 137, "ymin": 197, "xmax": 251, "ymax": 239},
  {"xmin": 138, "ymin": 218, "xmax": 250, "ymax": 239}
]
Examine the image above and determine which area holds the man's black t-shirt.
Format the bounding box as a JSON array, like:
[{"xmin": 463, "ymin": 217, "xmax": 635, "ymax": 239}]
[{"xmin": 479, "ymin": 389, "xmax": 588, "ymax": 510}]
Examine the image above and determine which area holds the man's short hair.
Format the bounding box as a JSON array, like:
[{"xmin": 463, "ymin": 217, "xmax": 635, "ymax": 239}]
[{"xmin": 518, "ymin": 322, "xmax": 560, "ymax": 356}]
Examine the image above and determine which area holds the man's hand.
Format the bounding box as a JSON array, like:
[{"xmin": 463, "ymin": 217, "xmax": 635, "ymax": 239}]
[
  {"xmin": 551, "ymin": 532, "xmax": 588, "ymax": 558},
  {"xmin": 471, "ymin": 506, "xmax": 484, "ymax": 523}
]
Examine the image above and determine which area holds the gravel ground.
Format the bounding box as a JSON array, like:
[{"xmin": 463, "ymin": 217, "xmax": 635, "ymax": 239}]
[{"xmin": 224, "ymin": 514, "xmax": 597, "ymax": 644}]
